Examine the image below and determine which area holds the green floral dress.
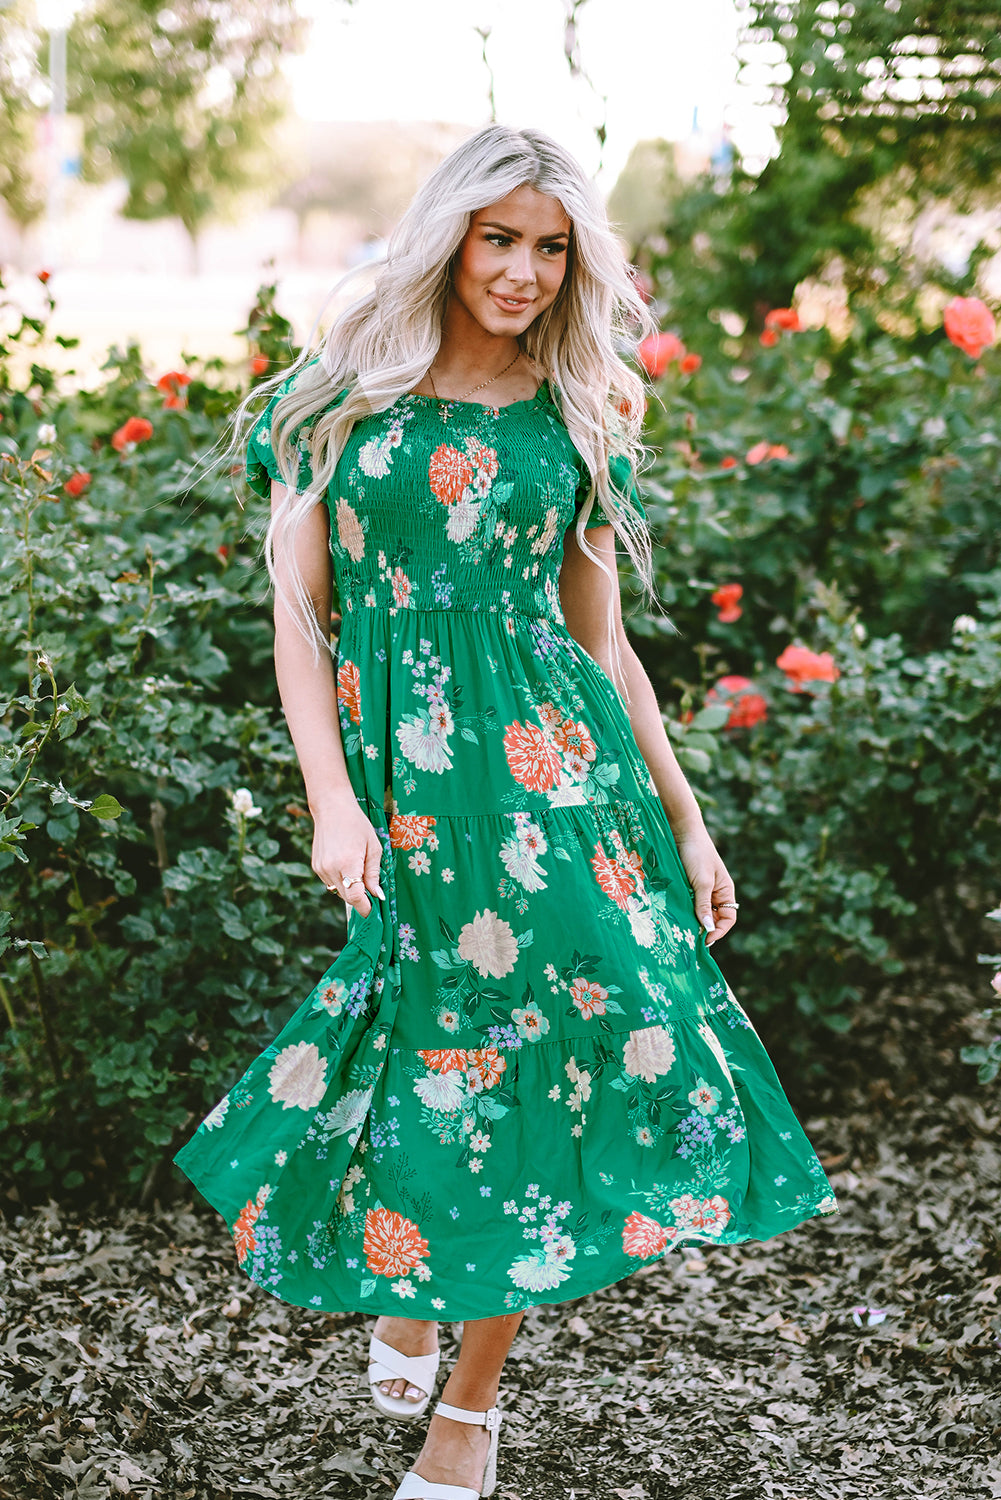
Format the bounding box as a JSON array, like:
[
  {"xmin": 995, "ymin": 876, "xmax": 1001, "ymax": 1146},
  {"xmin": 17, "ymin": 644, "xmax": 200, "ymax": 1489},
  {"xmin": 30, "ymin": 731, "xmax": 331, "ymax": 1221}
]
[{"xmin": 173, "ymin": 376, "xmax": 837, "ymax": 1318}]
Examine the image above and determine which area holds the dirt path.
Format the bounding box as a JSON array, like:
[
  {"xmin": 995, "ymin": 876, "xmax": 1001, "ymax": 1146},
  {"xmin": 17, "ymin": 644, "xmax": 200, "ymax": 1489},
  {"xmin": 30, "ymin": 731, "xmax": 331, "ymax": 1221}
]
[{"xmin": 3, "ymin": 977, "xmax": 999, "ymax": 1500}]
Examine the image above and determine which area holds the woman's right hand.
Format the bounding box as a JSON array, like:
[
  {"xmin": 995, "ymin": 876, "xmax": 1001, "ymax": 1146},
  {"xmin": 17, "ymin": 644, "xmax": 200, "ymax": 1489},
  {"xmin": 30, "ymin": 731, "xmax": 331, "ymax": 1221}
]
[{"xmin": 310, "ymin": 795, "xmax": 385, "ymax": 918}]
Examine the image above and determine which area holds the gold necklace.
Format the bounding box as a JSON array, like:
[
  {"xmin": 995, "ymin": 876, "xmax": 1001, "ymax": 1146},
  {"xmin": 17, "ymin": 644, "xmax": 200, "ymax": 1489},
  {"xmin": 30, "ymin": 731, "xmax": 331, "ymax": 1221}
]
[{"xmin": 427, "ymin": 350, "xmax": 521, "ymax": 402}]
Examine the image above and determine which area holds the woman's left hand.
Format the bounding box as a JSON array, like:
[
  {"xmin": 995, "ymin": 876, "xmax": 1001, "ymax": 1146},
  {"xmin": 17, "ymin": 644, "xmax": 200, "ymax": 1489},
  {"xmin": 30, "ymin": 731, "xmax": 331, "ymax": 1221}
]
[{"xmin": 672, "ymin": 823, "xmax": 738, "ymax": 947}]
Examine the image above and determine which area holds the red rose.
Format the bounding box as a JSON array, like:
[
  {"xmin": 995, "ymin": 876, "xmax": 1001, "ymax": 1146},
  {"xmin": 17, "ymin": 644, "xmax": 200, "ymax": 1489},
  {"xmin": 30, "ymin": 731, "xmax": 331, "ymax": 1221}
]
[
  {"xmin": 711, "ymin": 582, "xmax": 743, "ymax": 623},
  {"xmin": 776, "ymin": 644, "xmax": 839, "ymax": 687},
  {"xmin": 63, "ymin": 471, "xmax": 91, "ymax": 497},
  {"xmin": 759, "ymin": 328, "xmax": 779, "ymax": 348},
  {"xmin": 111, "ymin": 416, "xmax": 154, "ymax": 452},
  {"xmin": 765, "ymin": 307, "xmax": 800, "ymax": 331},
  {"xmin": 250, "ymin": 354, "xmax": 269, "ymax": 376},
  {"xmin": 943, "ymin": 296, "xmax": 995, "ymax": 360},
  {"xmin": 768, "ymin": 443, "xmax": 790, "ymax": 460},
  {"xmin": 707, "ymin": 675, "xmax": 768, "ymax": 729},
  {"xmin": 157, "ymin": 371, "xmax": 191, "ymax": 410},
  {"xmin": 680, "ymin": 352, "xmax": 702, "ymax": 374},
  {"xmin": 719, "ymin": 455, "xmax": 738, "ymax": 470},
  {"xmin": 37, "ymin": 269, "xmax": 51, "ymax": 285},
  {"xmin": 637, "ymin": 331, "xmax": 685, "ymax": 378}
]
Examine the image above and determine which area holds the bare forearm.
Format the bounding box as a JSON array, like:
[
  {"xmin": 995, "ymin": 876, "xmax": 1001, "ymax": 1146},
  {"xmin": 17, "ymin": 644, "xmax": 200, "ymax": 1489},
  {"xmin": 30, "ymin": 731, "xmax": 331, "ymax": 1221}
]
[{"xmin": 274, "ymin": 621, "xmax": 353, "ymax": 816}]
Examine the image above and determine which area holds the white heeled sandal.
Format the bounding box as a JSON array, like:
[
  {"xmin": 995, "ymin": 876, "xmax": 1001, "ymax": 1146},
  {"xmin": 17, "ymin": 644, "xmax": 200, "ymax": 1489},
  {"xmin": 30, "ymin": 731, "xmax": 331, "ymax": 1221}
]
[
  {"xmin": 391, "ymin": 1399, "xmax": 503, "ymax": 1500},
  {"xmin": 368, "ymin": 1335, "xmax": 441, "ymax": 1421}
]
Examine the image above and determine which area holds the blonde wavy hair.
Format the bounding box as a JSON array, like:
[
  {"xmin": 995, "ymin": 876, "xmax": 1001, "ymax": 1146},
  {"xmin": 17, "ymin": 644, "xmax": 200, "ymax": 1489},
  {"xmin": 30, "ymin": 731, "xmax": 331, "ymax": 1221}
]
[{"xmin": 241, "ymin": 124, "xmax": 655, "ymax": 671}]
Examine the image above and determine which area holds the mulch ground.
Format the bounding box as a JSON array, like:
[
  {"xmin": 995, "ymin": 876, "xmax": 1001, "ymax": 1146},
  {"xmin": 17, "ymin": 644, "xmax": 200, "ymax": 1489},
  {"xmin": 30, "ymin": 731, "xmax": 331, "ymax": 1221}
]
[{"xmin": 2, "ymin": 971, "xmax": 999, "ymax": 1500}]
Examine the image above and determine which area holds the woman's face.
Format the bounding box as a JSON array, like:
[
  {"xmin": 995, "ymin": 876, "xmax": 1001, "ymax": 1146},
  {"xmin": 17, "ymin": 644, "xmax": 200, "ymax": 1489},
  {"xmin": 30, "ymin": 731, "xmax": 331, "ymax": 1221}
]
[{"xmin": 451, "ymin": 185, "xmax": 572, "ymax": 339}]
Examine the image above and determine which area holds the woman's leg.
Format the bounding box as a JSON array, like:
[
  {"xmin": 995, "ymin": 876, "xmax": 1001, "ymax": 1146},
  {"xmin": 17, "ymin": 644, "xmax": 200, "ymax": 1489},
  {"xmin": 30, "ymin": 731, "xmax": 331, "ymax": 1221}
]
[
  {"xmin": 410, "ymin": 1312, "xmax": 523, "ymax": 1487},
  {"xmin": 373, "ymin": 1314, "xmax": 440, "ymax": 1402}
]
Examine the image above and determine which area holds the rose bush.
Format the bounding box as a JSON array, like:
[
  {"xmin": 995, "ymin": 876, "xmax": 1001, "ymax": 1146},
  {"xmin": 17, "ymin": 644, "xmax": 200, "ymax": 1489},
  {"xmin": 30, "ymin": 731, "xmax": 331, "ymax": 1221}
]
[
  {"xmin": 633, "ymin": 300, "xmax": 1001, "ymax": 1053},
  {"xmin": 0, "ymin": 276, "xmax": 338, "ymax": 1200}
]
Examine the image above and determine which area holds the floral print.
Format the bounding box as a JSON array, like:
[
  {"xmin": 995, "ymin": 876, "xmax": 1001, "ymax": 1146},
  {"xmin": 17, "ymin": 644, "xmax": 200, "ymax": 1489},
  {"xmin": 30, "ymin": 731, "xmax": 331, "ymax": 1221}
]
[{"xmin": 174, "ymin": 379, "xmax": 837, "ymax": 1321}]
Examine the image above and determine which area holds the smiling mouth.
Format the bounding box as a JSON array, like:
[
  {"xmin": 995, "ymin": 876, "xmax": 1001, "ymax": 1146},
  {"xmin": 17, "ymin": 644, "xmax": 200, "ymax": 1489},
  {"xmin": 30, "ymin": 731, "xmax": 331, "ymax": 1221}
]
[{"xmin": 490, "ymin": 292, "xmax": 533, "ymax": 312}]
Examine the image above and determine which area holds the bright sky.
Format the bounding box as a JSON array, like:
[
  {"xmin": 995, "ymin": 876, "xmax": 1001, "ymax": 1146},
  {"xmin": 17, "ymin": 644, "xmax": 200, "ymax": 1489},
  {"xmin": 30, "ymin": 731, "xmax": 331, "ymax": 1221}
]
[{"xmin": 289, "ymin": 0, "xmax": 767, "ymax": 187}]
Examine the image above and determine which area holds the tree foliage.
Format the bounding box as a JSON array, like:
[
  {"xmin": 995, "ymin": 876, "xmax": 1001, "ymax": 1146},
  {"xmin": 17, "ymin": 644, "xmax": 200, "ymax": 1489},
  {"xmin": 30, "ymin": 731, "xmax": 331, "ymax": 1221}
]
[
  {"xmin": 0, "ymin": 1, "xmax": 47, "ymax": 235},
  {"xmin": 655, "ymin": 0, "xmax": 1001, "ymax": 323},
  {"xmin": 67, "ymin": 0, "xmax": 305, "ymax": 266}
]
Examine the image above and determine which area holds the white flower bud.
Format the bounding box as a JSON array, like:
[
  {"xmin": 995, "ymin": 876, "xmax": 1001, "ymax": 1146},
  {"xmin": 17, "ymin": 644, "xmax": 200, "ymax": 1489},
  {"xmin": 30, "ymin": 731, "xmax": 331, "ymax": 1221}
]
[
  {"xmin": 231, "ymin": 787, "xmax": 262, "ymax": 817},
  {"xmin": 37, "ymin": 424, "xmax": 57, "ymax": 445},
  {"xmin": 952, "ymin": 615, "xmax": 978, "ymax": 636}
]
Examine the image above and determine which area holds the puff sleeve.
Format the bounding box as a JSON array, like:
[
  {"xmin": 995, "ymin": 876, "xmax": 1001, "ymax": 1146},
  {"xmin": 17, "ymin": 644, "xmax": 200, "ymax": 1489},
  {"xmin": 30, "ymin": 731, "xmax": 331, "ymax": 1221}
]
[
  {"xmin": 245, "ymin": 360, "xmax": 346, "ymax": 499},
  {"xmin": 573, "ymin": 451, "xmax": 647, "ymax": 530}
]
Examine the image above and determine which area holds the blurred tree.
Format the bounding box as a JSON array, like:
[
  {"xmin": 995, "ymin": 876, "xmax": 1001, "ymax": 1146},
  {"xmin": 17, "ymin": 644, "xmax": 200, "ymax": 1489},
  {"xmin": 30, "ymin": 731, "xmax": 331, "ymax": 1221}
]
[
  {"xmin": 0, "ymin": 2, "xmax": 47, "ymax": 252},
  {"xmin": 68, "ymin": 0, "xmax": 306, "ymax": 273},
  {"xmin": 654, "ymin": 0, "xmax": 1001, "ymax": 325},
  {"xmin": 606, "ymin": 138, "xmax": 682, "ymax": 253}
]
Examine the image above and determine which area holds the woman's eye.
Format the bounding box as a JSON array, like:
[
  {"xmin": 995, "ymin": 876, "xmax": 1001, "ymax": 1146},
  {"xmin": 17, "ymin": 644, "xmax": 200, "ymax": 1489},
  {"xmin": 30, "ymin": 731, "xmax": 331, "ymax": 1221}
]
[{"xmin": 485, "ymin": 234, "xmax": 512, "ymax": 247}]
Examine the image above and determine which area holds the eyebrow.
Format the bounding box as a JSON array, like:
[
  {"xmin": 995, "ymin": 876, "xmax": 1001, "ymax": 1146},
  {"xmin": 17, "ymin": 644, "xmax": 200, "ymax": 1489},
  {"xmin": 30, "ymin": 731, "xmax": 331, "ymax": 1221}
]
[{"xmin": 479, "ymin": 220, "xmax": 570, "ymax": 242}]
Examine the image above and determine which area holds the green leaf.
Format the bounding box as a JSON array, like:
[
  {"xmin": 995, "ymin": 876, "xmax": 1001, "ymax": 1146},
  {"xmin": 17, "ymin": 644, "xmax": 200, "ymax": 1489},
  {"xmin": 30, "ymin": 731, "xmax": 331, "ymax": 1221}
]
[
  {"xmin": 690, "ymin": 704, "xmax": 730, "ymax": 731},
  {"xmin": 88, "ymin": 794, "xmax": 124, "ymax": 820}
]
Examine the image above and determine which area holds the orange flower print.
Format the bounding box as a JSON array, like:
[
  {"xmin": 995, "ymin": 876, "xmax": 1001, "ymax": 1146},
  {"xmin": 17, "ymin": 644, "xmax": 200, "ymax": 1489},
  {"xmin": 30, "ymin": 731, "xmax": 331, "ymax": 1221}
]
[
  {"xmin": 554, "ymin": 718, "xmax": 596, "ymax": 763},
  {"xmin": 336, "ymin": 660, "xmax": 361, "ymax": 723},
  {"xmin": 467, "ymin": 441, "xmax": 499, "ymax": 491},
  {"xmin": 390, "ymin": 812, "xmax": 436, "ymax": 849},
  {"xmin": 503, "ymin": 721, "xmax": 563, "ymax": 793},
  {"xmin": 591, "ymin": 844, "xmax": 637, "ymax": 909},
  {"xmin": 363, "ymin": 1207, "xmax": 430, "ymax": 1277},
  {"xmin": 391, "ymin": 568, "xmax": 413, "ymax": 607},
  {"xmin": 466, "ymin": 1047, "xmax": 506, "ymax": 1090},
  {"xmin": 428, "ymin": 444, "xmax": 475, "ymax": 505},
  {"xmin": 570, "ymin": 977, "xmax": 608, "ymax": 1020},
  {"xmin": 672, "ymin": 1193, "xmax": 732, "ymax": 1238},
  {"xmin": 622, "ymin": 1211, "xmax": 668, "ymax": 1259},
  {"xmin": 232, "ymin": 1184, "xmax": 270, "ymax": 1265},
  {"xmin": 419, "ymin": 1048, "xmax": 468, "ymax": 1072}
]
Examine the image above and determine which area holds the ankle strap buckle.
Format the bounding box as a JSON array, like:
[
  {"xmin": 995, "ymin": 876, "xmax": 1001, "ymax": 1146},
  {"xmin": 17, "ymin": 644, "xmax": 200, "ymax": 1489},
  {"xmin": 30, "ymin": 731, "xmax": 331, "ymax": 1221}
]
[{"xmin": 483, "ymin": 1406, "xmax": 501, "ymax": 1431}]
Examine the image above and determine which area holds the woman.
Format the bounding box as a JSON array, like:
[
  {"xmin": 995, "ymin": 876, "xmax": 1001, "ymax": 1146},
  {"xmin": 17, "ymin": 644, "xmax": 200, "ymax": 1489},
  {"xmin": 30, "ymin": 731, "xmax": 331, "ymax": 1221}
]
[{"xmin": 174, "ymin": 125, "xmax": 836, "ymax": 1500}]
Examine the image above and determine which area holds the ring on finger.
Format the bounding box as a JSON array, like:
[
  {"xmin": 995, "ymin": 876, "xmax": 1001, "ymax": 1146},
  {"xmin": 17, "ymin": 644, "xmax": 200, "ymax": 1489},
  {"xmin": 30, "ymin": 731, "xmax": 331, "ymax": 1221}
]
[
  {"xmin": 713, "ymin": 901, "xmax": 739, "ymax": 911},
  {"xmin": 342, "ymin": 874, "xmax": 364, "ymax": 889}
]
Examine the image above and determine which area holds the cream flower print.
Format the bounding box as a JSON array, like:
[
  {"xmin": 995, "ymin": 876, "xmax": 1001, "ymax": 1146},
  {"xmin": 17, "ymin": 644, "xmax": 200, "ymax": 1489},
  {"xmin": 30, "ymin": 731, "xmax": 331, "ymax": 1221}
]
[
  {"xmin": 268, "ymin": 1041, "xmax": 328, "ymax": 1110},
  {"xmin": 318, "ymin": 1087, "xmax": 372, "ymax": 1140},
  {"xmin": 447, "ymin": 497, "xmax": 481, "ymax": 543},
  {"xmin": 457, "ymin": 909, "xmax": 519, "ymax": 978},
  {"xmin": 530, "ymin": 505, "xmax": 560, "ymax": 555},
  {"xmin": 335, "ymin": 499, "xmax": 365, "ymax": 561},
  {"xmin": 396, "ymin": 713, "xmax": 453, "ymax": 774},
  {"xmin": 498, "ymin": 814, "xmax": 548, "ymax": 892},
  {"xmin": 203, "ymin": 1095, "xmax": 230, "ymax": 1130},
  {"xmin": 622, "ymin": 1026, "xmax": 676, "ymax": 1084},
  {"xmin": 414, "ymin": 1069, "xmax": 466, "ymax": 1112},
  {"xmin": 565, "ymin": 1056, "xmax": 591, "ymax": 1111},
  {"xmin": 357, "ymin": 415, "xmax": 407, "ymax": 478}
]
